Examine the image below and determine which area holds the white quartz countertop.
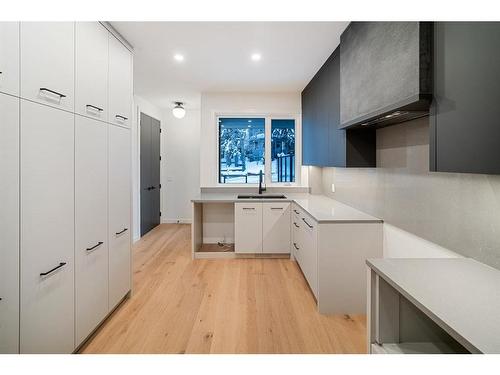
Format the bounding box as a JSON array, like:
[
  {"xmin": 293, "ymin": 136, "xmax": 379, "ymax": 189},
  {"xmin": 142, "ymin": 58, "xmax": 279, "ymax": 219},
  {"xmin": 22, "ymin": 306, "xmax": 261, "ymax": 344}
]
[
  {"xmin": 366, "ymin": 258, "xmax": 500, "ymax": 354},
  {"xmin": 191, "ymin": 193, "xmax": 382, "ymax": 223}
]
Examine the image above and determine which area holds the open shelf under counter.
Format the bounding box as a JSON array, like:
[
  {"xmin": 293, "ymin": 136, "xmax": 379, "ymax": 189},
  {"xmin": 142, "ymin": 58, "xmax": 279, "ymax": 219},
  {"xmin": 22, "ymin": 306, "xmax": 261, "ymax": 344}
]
[{"xmin": 367, "ymin": 258, "xmax": 500, "ymax": 354}]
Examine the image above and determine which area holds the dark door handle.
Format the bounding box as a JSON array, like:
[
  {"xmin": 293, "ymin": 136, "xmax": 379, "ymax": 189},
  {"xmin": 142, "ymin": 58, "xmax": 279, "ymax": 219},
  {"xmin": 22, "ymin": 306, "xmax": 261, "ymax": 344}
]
[
  {"xmin": 115, "ymin": 228, "xmax": 128, "ymax": 235},
  {"xmin": 293, "ymin": 209, "xmax": 299, "ymax": 214},
  {"xmin": 150, "ymin": 186, "xmax": 156, "ymax": 190},
  {"xmin": 40, "ymin": 262, "xmax": 67, "ymax": 277},
  {"xmin": 293, "ymin": 242, "xmax": 299, "ymax": 250},
  {"xmin": 40, "ymin": 87, "xmax": 66, "ymax": 98},
  {"xmin": 293, "ymin": 222, "xmax": 299, "ymax": 228},
  {"xmin": 86, "ymin": 104, "xmax": 103, "ymax": 112},
  {"xmin": 242, "ymin": 207, "xmax": 255, "ymax": 210},
  {"xmin": 270, "ymin": 207, "xmax": 283, "ymax": 210},
  {"xmin": 302, "ymin": 217, "xmax": 313, "ymax": 229},
  {"xmin": 115, "ymin": 114, "xmax": 128, "ymax": 121},
  {"xmin": 86, "ymin": 241, "xmax": 103, "ymax": 252}
]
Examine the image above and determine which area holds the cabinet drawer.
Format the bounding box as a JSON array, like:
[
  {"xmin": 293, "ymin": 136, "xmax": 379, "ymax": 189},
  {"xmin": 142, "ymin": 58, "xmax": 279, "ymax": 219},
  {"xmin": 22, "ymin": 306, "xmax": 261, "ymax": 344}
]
[
  {"xmin": 20, "ymin": 100, "xmax": 75, "ymax": 353},
  {"xmin": 20, "ymin": 22, "xmax": 74, "ymax": 112},
  {"xmin": 0, "ymin": 22, "xmax": 20, "ymax": 96},
  {"xmin": 75, "ymin": 22, "xmax": 109, "ymax": 122},
  {"xmin": 235, "ymin": 202, "xmax": 263, "ymax": 253},
  {"xmin": 75, "ymin": 115, "xmax": 109, "ymax": 346}
]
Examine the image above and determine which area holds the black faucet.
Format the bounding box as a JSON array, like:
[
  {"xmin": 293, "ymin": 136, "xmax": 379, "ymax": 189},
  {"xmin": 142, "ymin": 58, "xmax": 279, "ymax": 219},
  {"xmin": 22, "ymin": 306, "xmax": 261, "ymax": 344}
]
[{"xmin": 258, "ymin": 170, "xmax": 266, "ymax": 195}]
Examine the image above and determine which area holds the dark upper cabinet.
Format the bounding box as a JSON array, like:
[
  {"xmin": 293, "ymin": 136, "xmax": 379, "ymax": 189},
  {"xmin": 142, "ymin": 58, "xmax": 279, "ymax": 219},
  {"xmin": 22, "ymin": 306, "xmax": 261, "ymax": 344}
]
[
  {"xmin": 431, "ymin": 22, "xmax": 500, "ymax": 175},
  {"xmin": 340, "ymin": 22, "xmax": 433, "ymax": 129},
  {"xmin": 302, "ymin": 47, "xmax": 375, "ymax": 167}
]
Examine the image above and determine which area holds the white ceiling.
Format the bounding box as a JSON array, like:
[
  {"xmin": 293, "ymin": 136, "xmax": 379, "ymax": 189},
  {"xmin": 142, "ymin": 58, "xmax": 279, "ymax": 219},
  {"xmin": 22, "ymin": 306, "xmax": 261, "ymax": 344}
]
[{"xmin": 111, "ymin": 22, "xmax": 349, "ymax": 110}]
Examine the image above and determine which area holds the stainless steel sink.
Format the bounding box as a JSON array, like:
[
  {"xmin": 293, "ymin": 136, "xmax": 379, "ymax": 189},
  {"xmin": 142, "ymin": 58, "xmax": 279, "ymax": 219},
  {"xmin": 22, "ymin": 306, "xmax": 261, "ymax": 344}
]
[{"xmin": 237, "ymin": 194, "xmax": 287, "ymax": 199}]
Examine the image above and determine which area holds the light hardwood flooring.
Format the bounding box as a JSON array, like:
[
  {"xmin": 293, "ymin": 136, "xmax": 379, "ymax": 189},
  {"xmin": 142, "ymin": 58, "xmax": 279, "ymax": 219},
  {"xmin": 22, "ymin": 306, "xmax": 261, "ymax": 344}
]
[{"xmin": 79, "ymin": 224, "xmax": 367, "ymax": 354}]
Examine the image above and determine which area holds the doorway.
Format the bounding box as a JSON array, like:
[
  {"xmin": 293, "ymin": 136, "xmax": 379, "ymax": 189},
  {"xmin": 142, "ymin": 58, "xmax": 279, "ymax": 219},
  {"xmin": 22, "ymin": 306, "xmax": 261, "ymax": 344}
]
[{"xmin": 140, "ymin": 112, "xmax": 161, "ymax": 236}]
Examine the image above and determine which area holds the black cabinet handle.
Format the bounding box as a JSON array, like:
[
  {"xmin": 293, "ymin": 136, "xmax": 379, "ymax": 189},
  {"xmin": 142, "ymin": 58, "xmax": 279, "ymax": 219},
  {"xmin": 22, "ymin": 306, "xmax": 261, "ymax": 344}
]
[
  {"xmin": 293, "ymin": 222, "xmax": 299, "ymax": 228},
  {"xmin": 115, "ymin": 228, "xmax": 128, "ymax": 235},
  {"xmin": 302, "ymin": 217, "xmax": 313, "ymax": 229},
  {"xmin": 293, "ymin": 242, "xmax": 299, "ymax": 250},
  {"xmin": 40, "ymin": 262, "xmax": 66, "ymax": 277},
  {"xmin": 86, "ymin": 104, "xmax": 103, "ymax": 112},
  {"xmin": 270, "ymin": 207, "xmax": 283, "ymax": 210},
  {"xmin": 242, "ymin": 207, "xmax": 255, "ymax": 210},
  {"xmin": 115, "ymin": 114, "xmax": 128, "ymax": 121},
  {"xmin": 150, "ymin": 186, "xmax": 156, "ymax": 190},
  {"xmin": 40, "ymin": 87, "xmax": 66, "ymax": 98},
  {"xmin": 293, "ymin": 209, "xmax": 299, "ymax": 214},
  {"xmin": 86, "ymin": 241, "xmax": 103, "ymax": 252}
]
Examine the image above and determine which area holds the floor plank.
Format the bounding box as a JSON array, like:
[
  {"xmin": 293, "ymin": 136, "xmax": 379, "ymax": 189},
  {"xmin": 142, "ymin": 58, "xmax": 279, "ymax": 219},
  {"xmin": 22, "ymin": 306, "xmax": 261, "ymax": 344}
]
[{"xmin": 79, "ymin": 224, "xmax": 367, "ymax": 354}]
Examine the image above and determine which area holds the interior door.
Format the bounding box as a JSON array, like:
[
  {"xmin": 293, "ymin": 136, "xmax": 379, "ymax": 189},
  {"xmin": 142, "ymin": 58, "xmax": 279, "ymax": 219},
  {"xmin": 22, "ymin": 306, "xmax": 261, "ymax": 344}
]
[{"xmin": 140, "ymin": 112, "xmax": 161, "ymax": 236}]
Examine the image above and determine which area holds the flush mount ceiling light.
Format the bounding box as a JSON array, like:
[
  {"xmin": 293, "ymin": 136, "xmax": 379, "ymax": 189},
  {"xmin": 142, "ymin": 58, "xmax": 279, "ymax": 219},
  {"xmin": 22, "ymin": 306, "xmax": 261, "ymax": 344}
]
[
  {"xmin": 172, "ymin": 102, "xmax": 186, "ymax": 119},
  {"xmin": 251, "ymin": 53, "xmax": 262, "ymax": 61},
  {"xmin": 173, "ymin": 54, "xmax": 184, "ymax": 62}
]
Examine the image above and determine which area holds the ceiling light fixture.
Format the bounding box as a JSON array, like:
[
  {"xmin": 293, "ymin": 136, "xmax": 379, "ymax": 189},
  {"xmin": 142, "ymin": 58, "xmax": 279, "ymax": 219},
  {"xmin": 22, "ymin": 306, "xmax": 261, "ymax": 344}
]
[
  {"xmin": 251, "ymin": 53, "xmax": 262, "ymax": 61},
  {"xmin": 173, "ymin": 54, "xmax": 184, "ymax": 62},
  {"xmin": 172, "ymin": 102, "xmax": 186, "ymax": 119}
]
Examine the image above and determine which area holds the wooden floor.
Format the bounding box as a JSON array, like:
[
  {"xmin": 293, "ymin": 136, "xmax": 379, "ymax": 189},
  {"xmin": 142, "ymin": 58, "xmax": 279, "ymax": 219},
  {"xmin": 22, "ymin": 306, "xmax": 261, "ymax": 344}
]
[{"xmin": 79, "ymin": 224, "xmax": 367, "ymax": 354}]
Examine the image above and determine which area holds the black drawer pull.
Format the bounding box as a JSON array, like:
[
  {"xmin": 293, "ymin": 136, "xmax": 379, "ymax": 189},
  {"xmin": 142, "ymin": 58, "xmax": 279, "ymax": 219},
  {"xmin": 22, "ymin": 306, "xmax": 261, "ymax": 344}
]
[
  {"xmin": 242, "ymin": 207, "xmax": 255, "ymax": 210},
  {"xmin": 293, "ymin": 209, "xmax": 299, "ymax": 214},
  {"xmin": 86, "ymin": 241, "xmax": 103, "ymax": 252},
  {"xmin": 302, "ymin": 217, "xmax": 313, "ymax": 229},
  {"xmin": 115, "ymin": 114, "xmax": 128, "ymax": 121},
  {"xmin": 86, "ymin": 104, "xmax": 103, "ymax": 112},
  {"xmin": 115, "ymin": 228, "xmax": 128, "ymax": 235},
  {"xmin": 293, "ymin": 242, "xmax": 299, "ymax": 250},
  {"xmin": 270, "ymin": 207, "xmax": 283, "ymax": 210},
  {"xmin": 40, "ymin": 87, "xmax": 66, "ymax": 98},
  {"xmin": 40, "ymin": 262, "xmax": 66, "ymax": 277},
  {"xmin": 293, "ymin": 222, "xmax": 299, "ymax": 228}
]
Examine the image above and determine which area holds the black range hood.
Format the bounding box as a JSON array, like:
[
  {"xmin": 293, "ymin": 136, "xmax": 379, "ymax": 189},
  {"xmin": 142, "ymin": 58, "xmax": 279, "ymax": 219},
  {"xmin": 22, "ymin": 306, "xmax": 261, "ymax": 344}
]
[{"xmin": 339, "ymin": 22, "xmax": 433, "ymax": 130}]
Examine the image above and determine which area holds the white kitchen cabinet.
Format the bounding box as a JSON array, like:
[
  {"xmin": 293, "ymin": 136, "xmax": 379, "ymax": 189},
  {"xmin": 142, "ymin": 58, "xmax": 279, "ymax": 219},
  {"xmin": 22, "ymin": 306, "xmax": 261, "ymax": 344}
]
[
  {"xmin": 295, "ymin": 207, "xmax": 318, "ymax": 298},
  {"xmin": 20, "ymin": 100, "xmax": 75, "ymax": 353},
  {"xmin": 0, "ymin": 93, "xmax": 19, "ymax": 353},
  {"xmin": 75, "ymin": 115, "xmax": 109, "ymax": 346},
  {"xmin": 20, "ymin": 22, "xmax": 74, "ymax": 111},
  {"xmin": 0, "ymin": 22, "xmax": 19, "ymax": 96},
  {"xmin": 262, "ymin": 202, "xmax": 291, "ymax": 253},
  {"xmin": 108, "ymin": 34, "xmax": 132, "ymax": 127},
  {"xmin": 108, "ymin": 125, "xmax": 131, "ymax": 309},
  {"xmin": 235, "ymin": 203, "xmax": 263, "ymax": 253},
  {"xmin": 75, "ymin": 22, "xmax": 109, "ymax": 122}
]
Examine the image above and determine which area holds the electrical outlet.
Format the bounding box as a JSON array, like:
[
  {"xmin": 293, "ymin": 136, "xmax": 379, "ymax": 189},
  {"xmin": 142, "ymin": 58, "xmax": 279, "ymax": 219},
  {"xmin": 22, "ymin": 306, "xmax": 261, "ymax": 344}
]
[{"xmin": 331, "ymin": 183, "xmax": 335, "ymax": 193}]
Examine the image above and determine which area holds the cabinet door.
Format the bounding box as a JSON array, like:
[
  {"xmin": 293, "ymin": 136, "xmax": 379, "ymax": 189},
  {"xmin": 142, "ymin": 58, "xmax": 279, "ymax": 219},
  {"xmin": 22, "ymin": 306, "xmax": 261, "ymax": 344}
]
[
  {"xmin": 299, "ymin": 214, "xmax": 318, "ymax": 298},
  {"xmin": 20, "ymin": 22, "xmax": 74, "ymax": 111},
  {"xmin": 0, "ymin": 22, "xmax": 20, "ymax": 96},
  {"xmin": 75, "ymin": 115, "xmax": 109, "ymax": 346},
  {"xmin": 108, "ymin": 125, "xmax": 131, "ymax": 309},
  {"xmin": 20, "ymin": 100, "xmax": 74, "ymax": 353},
  {"xmin": 108, "ymin": 34, "xmax": 132, "ymax": 127},
  {"xmin": 0, "ymin": 93, "xmax": 19, "ymax": 353},
  {"xmin": 75, "ymin": 22, "xmax": 109, "ymax": 122},
  {"xmin": 262, "ymin": 202, "xmax": 291, "ymax": 254},
  {"xmin": 235, "ymin": 203, "xmax": 263, "ymax": 253}
]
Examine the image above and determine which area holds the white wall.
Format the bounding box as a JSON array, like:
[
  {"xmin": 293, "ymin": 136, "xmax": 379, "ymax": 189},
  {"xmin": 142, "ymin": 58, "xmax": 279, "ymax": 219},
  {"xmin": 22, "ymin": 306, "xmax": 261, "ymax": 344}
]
[
  {"xmin": 200, "ymin": 92, "xmax": 302, "ymax": 187},
  {"xmin": 161, "ymin": 108, "xmax": 201, "ymax": 223},
  {"xmin": 132, "ymin": 95, "xmax": 163, "ymax": 241}
]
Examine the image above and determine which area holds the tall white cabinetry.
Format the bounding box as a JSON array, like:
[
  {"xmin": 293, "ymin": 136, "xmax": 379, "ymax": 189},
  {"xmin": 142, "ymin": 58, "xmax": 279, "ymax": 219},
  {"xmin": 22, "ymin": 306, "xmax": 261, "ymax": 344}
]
[
  {"xmin": 0, "ymin": 22, "xmax": 19, "ymax": 96},
  {"xmin": 0, "ymin": 93, "xmax": 20, "ymax": 353},
  {"xmin": 0, "ymin": 21, "xmax": 133, "ymax": 354}
]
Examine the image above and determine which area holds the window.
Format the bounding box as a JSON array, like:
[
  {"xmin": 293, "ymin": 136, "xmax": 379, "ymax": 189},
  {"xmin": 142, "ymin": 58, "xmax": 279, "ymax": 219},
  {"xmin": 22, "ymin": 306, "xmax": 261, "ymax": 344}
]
[
  {"xmin": 218, "ymin": 116, "xmax": 297, "ymax": 184},
  {"xmin": 271, "ymin": 119, "xmax": 295, "ymax": 182},
  {"xmin": 219, "ymin": 118, "xmax": 265, "ymax": 184}
]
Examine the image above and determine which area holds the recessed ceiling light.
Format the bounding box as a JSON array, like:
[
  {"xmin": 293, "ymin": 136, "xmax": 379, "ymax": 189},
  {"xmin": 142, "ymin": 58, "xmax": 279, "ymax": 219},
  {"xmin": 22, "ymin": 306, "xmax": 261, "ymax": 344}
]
[
  {"xmin": 174, "ymin": 54, "xmax": 184, "ymax": 62},
  {"xmin": 251, "ymin": 53, "xmax": 262, "ymax": 61}
]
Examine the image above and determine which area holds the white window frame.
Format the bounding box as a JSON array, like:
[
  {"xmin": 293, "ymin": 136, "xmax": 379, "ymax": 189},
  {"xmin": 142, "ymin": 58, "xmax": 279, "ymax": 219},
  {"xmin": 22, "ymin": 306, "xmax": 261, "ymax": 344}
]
[{"xmin": 215, "ymin": 112, "xmax": 301, "ymax": 187}]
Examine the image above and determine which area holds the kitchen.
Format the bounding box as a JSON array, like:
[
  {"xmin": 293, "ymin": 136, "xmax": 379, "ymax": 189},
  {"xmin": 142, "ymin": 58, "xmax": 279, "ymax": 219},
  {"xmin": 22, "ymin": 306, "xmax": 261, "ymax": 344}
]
[{"xmin": 1, "ymin": 1, "xmax": 500, "ymax": 373}]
